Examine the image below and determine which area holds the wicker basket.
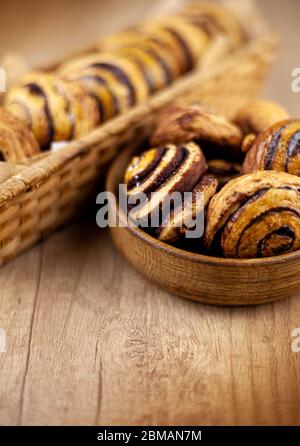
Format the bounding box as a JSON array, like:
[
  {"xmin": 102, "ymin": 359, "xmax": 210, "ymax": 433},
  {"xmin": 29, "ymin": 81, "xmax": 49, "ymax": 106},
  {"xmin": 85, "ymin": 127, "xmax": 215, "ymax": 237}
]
[{"xmin": 0, "ymin": 32, "xmax": 277, "ymax": 265}]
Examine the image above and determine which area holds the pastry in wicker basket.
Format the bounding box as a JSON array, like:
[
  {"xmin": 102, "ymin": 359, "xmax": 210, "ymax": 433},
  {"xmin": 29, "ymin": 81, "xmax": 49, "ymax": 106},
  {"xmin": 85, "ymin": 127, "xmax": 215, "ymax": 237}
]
[
  {"xmin": 181, "ymin": 1, "xmax": 246, "ymax": 49},
  {"xmin": 4, "ymin": 3, "xmax": 246, "ymax": 151},
  {"xmin": 242, "ymin": 119, "xmax": 300, "ymax": 176},
  {"xmin": 150, "ymin": 104, "xmax": 243, "ymax": 159},
  {"xmin": 0, "ymin": 106, "xmax": 40, "ymax": 162},
  {"xmin": 204, "ymin": 171, "xmax": 300, "ymax": 258},
  {"xmin": 5, "ymin": 72, "xmax": 100, "ymax": 148}
]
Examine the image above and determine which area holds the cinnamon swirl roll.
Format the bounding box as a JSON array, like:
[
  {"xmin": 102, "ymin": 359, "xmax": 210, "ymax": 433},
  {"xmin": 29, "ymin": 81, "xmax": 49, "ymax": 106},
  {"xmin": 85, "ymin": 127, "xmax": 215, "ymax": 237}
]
[
  {"xmin": 5, "ymin": 72, "xmax": 100, "ymax": 148},
  {"xmin": 59, "ymin": 53, "xmax": 149, "ymax": 108},
  {"xmin": 0, "ymin": 106, "xmax": 40, "ymax": 162},
  {"xmin": 181, "ymin": 1, "xmax": 246, "ymax": 49},
  {"xmin": 158, "ymin": 174, "xmax": 218, "ymax": 243},
  {"xmin": 124, "ymin": 142, "xmax": 207, "ymax": 225},
  {"xmin": 242, "ymin": 120, "xmax": 300, "ymax": 176},
  {"xmin": 142, "ymin": 16, "xmax": 209, "ymax": 72},
  {"xmin": 204, "ymin": 171, "xmax": 300, "ymax": 258},
  {"xmin": 151, "ymin": 105, "xmax": 243, "ymax": 159}
]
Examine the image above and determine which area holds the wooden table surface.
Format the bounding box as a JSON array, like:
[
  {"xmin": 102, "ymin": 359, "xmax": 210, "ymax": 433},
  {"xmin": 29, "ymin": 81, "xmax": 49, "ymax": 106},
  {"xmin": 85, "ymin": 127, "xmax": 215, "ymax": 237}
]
[{"xmin": 0, "ymin": 0, "xmax": 300, "ymax": 426}]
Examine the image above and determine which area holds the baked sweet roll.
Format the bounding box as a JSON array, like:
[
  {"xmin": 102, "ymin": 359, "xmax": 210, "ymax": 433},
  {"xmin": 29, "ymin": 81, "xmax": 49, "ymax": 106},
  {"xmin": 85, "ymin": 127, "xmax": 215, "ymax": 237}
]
[
  {"xmin": 0, "ymin": 106, "xmax": 40, "ymax": 162},
  {"xmin": 234, "ymin": 99, "xmax": 290, "ymax": 137},
  {"xmin": 5, "ymin": 72, "xmax": 100, "ymax": 148},
  {"xmin": 242, "ymin": 120, "xmax": 300, "ymax": 176},
  {"xmin": 124, "ymin": 142, "xmax": 214, "ymax": 241},
  {"xmin": 204, "ymin": 171, "xmax": 300, "ymax": 258},
  {"xmin": 141, "ymin": 16, "xmax": 209, "ymax": 72},
  {"xmin": 158, "ymin": 174, "xmax": 218, "ymax": 243},
  {"xmin": 151, "ymin": 105, "xmax": 243, "ymax": 160},
  {"xmin": 181, "ymin": 1, "xmax": 246, "ymax": 49},
  {"xmin": 207, "ymin": 159, "xmax": 241, "ymax": 189}
]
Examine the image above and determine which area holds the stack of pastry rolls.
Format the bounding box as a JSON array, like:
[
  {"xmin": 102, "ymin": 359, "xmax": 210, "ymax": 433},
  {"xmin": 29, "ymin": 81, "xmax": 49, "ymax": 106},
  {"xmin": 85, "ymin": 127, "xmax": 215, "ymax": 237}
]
[
  {"xmin": 2, "ymin": 2, "xmax": 246, "ymax": 156},
  {"xmin": 124, "ymin": 98, "xmax": 300, "ymax": 259}
]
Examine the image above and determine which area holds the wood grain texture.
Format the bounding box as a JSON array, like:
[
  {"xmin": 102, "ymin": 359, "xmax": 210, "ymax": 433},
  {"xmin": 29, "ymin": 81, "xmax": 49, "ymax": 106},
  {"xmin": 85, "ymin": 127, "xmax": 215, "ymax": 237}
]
[{"xmin": 1, "ymin": 0, "xmax": 300, "ymax": 426}]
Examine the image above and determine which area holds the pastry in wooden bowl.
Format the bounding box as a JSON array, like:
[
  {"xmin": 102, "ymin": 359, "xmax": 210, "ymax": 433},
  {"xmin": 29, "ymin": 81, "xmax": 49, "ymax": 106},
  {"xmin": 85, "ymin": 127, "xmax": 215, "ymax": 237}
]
[
  {"xmin": 5, "ymin": 72, "xmax": 100, "ymax": 148},
  {"xmin": 204, "ymin": 171, "xmax": 300, "ymax": 258},
  {"xmin": 0, "ymin": 106, "xmax": 40, "ymax": 162},
  {"xmin": 150, "ymin": 105, "xmax": 243, "ymax": 159},
  {"xmin": 107, "ymin": 146, "xmax": 300, "ymax": 306},
  {"xmin": 158, "ymin": 174, "xmax": 218, "ymax": 243},
  {"xmin": 124, "ymin": 142, "xmax": 207, "ymax": 225},
  {"xmin": 242, "ymin": 119, "xmax": 300, "ymax": 175}
]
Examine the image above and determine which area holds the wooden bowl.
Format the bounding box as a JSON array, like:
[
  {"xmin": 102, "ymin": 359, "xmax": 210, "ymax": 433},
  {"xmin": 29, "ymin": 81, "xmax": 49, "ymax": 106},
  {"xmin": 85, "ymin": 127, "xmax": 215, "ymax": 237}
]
[{"xmin": 106, "ymin": 147, "xmax": 300, "ymax": 306}]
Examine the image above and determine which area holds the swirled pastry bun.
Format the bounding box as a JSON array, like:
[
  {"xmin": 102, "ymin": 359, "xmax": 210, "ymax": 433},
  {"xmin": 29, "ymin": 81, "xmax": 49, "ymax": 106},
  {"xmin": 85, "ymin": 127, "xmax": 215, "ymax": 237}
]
[
  {"xmin": 151, "ymin": 105, "xmax": 243, "ymax": 159},
  {"xmin": 0, "ymin": 106, "xmax": 40, "ymax": 162},
  {"xmin": 158, "ymin": 174, "xmax": 218, "ymax": 243},
  {"xmin": 242, "ymin": 120, "xmax": 300, "ymax": 176},
  {"xmin": 181, "ymin": 1, "xmax": 246, "ymax": 48},
  {"xmin": 204, "ymin": 171, "xmax": 300, "ymax": 258},
  {"xmin": 125, "ymin": 142, "xmax": 207, "ymax": 224},
  {"xmin": 5, "ymin": 72, "xmax": 100, "ymax": 148}
]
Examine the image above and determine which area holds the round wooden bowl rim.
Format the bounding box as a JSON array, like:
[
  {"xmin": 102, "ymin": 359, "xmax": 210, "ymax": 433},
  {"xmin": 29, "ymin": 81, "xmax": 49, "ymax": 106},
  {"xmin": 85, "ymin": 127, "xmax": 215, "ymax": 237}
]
[{"xmin": 106, "ymin": 148, "xmax": 300, "ymax": 268}]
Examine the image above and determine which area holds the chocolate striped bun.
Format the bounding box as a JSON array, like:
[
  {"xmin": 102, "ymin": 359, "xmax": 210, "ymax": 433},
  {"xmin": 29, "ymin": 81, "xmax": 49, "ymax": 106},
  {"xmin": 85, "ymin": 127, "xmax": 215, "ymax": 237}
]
[
  {"xmin": 242, "ymin": 120, "xmax": 300, "ymax": 176},
  {"xmin": 5, "ymin": 72, "xmax": 100, "ymax": 148},
  {"xmin": 151, "ymin": 105, "xmax": 243, "ymax": 160},
  {"xmin": 158, "ymin": 174, "xmax": 218, "ymax": 243},
  {"xmin": 60, "ymin": 53, "xmax": 149, "ymax": 109},
  {"xmin": 181, "ymin": 2, "xmax": 246, "ymax": 49},
  {"xmin": 204, "ymin": 171, "xmax": 300, "ymax": 258},
  {"xmin": 0, "ymin": 106, "xmax": 40, "ymax": 162},
  {"xmin": 124, "ymin": 142, "xmax": 207, "ymax": 226},
  {"xmin": 142, "ymin": 16, "xmax": 209, "ymax": 71}
]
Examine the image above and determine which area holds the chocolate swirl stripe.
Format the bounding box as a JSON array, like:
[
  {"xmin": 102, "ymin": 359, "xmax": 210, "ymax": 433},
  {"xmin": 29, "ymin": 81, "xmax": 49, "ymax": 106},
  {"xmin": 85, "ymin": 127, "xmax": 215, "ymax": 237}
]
[
  {"xmin": 140, "ymin": 45, "xmax": 173, "ymax": 85},
  {"xmin": 125, "ymin": 142, "xmax": 207, "ymax": 223},
  {"xmin": 25, "ymin": 82, "xmax": 55, "ymax": 148},
  {"xmin": 91, "ymin": 62, "xmax": 137, "ymax": 106},
  {"xmin": 264, "ymin": 123, "xmax": 289, "ymax": 169},
  {"xmin": 118, "ymin": 46, "xmax": 171, "ymax": 93},
  {"xmin": 242, "ymin": 120, "xmax": 300, "ymax": 176},
  {"xmin": 158, "ymin": 174, "xmax": 218, "ymax": 243},
  {"xmin": 163, "ymin": 27, "xmax": 193, "ymax": 71},
  {"xmin": 77, "ymin": 74, "xmax": 120, "ymax": 118},
  {"xmin": 285, "ymin": 129, "xmax": 300, "ymax": 171},
  {"xmin": 222, "ymin": 190, "xmax": 300, "ymax": 258},
  {"xmin": 204, "ymin": 171, "xmax": 300, "ymax": 258}
]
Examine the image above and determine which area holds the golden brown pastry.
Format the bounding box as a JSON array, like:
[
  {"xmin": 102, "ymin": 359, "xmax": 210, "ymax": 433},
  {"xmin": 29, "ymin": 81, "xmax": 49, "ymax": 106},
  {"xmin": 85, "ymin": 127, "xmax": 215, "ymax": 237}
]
[
  {"xmin": 207, "ymin": 159, "xmax": 241, "ymax": 188},
  {"xmin": 5, "ymin": 72, "xmax": 100, "ymax": 148},
  {"xmin": 124, "ymin": 142, "xmax": 207, "ymax": 225},
  {"xmin": 141, "ymin": 16, "xmax": 209, "ymax": 72},
  {"xmin": 234, "ymin": 99, "xmax": 290, "ymax": 137},
  {"xmin": 150, "ymin": 105, "xmax": 243, "ymax": 159},
  {"xmin": 204, "ymin": 171, "xmax": 300, "ymax": 258},
  {"xmin": 181, "ymin": 1, "xmax": 246, "ymax": 49},
  {"xmin": 0, "ymin": 106, "xmax": 40, "ymax": 162},
  {"xmin": 242, "ymin": 120, "xmax": 300, "ymax": 176},
  {"xmin": 158, "ymin": 174, "xmax": 218, "ymax": 243}
]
